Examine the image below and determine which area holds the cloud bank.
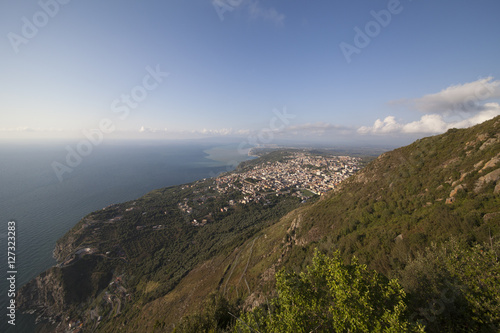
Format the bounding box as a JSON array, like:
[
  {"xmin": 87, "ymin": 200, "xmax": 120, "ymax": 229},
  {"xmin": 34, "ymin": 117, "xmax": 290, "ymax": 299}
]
[
  {"xmin": 136, "ymin": 122, "xmax": 355, "ymax": 140},
  {"xmin": 394, "ymin": 77, "xmax": 500, "ymax": 114},
  {"xmin": 361, "ymin": 77, "xmax": 500, "ymax": 135},
  {"xmin": 278, "ymin": 122, "xmax": 353, "ymax": 136},
  {"xmin": 138, "ymin": 126, "xmax": 250, "ymax": 137},
  {"xmin": 359, "ymin": 103, "xmax": 500, "ymax": 135}
]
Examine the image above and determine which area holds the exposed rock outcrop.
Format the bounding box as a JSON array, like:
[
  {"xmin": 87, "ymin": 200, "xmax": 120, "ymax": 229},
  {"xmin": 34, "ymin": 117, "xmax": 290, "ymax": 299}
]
[
  {"xmin": 475, "ymin": 168, "xmax": 500, "ymax": 193},
  {"xmin": 17, "ymin": 268, "xmax": 66, "ymax": 323}
]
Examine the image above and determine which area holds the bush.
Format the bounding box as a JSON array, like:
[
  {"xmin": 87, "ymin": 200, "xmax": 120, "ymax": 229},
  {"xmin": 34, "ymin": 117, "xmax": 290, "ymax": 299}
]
[
  {"xmin": 235, "ymin": 250, "xmax": 424, "ymax": 333},
  {"xmin": 396, "ymin": 239, "xmax": 500, "ymax": 332}
]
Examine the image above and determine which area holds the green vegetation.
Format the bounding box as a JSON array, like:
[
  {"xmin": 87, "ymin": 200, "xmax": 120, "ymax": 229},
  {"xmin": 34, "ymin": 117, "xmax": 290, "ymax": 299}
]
[
  {"xmin": 299, "ymin": 189, "xmax": 315, "ymax": 197},
  {"xmin": 175, "ymin": 238, "xmax": 499, "ymax": 333},
  {"xmin": 172, "ymin": 293, "xmax": 238, "ymax": 333},
  {"xmin": 236, "ymin": 250, "xmax": 424, "ymax": 333},
  {"xmin": 175, "ymin": 117, "xmax": 500, "ymax": 333},
  {"xmin": 290, "ymin": 119, "xmax": 500, "ymax": 277},
  {"xmin": 20, "ymin": 154, "xmax": 313, "ymax": 331},
  {"xmin": 67, "ymin": 183, "xmax": 303, "ymax": 329},
  {"xmin": 396, "ymin": 238, "xmax": 500, "ymax": 332},
  {"xmin": 18, "ymin": 117, "xmax": 500, "ymax": 332}
]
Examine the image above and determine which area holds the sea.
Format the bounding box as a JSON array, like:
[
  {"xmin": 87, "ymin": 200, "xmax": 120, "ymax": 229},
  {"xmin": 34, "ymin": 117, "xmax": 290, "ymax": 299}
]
[{"xmin": 0, "ymin": 140, "xmax": 254, "ymax": 333}]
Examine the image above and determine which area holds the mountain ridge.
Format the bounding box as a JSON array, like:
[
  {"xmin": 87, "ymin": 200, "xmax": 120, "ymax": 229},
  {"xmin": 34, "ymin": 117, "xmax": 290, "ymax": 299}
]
[{"xmin": 18, "ymin": 116, "xmax": 500, "ymax": 332}]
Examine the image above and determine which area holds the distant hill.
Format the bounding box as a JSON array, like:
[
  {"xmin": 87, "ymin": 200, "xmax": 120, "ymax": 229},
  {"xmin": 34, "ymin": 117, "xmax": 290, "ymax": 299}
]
[
  {"xmin": 160, "ymin": 116, "xmax": 500, "ymax": 333},
  {"xmin": 292, "ymin": 117, "xmax": 500, "ymax": 272},
  {"xmin": 18, "ymin": 117, "xmax": 500, "ymax": 332}
]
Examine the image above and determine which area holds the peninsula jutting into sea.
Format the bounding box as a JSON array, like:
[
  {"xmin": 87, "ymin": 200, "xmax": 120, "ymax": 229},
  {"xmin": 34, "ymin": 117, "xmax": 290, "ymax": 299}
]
[
  {"xmin": 15, "ymin": 117, "xmax": 500, "ymax": 332},
  {"xmin": 17, "ymin": 148, "xmax": 368, "ymax": 332}
]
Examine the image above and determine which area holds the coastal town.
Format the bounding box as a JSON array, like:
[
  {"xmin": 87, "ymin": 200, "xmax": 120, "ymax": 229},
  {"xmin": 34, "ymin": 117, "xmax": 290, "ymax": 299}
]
[
  {"xmin": 214, "ymin": 151, "xmax": 361, "ymax": 201},
  {"xmin": 176, "ymin": 151, "xmax": 363, "ymax": 227}
]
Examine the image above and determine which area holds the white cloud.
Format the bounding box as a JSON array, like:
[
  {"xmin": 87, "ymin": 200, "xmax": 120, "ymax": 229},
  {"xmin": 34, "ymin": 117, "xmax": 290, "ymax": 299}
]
[
  {"xmin": 449, "ymin": 103, "xmax": 500, "ymax": 128},
  {"xmin": 0, "ymin": 127, "xmax": 63, "ymax": 132},
  {"xmin": 247, "ymin": 0, "xmax": 285, "ymax": 26},
  {"xmin": 135, "ymin": 122, "xmax": 354, "ymax": 140},
  {"xmin": 280, "ymin": 122, "xmax": 353, "ymax": 136},
  {"xmin": 138, "ymin": 126, "xmax": 250, "ymax": 137},
  {"xmin": 366, "ymin": 78, "xmax": 500, "ymax": 136},
  {"xmin": 400, "ymin": 114, "xmax": 448, "ymax": 134},
  {"xmin": 199, "ymin": 128, "xmax": 234, "ymax": 135},
  {"xmin": 358, "ymin": 116, "xmax": 402, "ymax": 134},
  {"xmin": 358, "ymin": 103, "xmax": 500, "ymax": 135},
  {"xmin": 393, "ymin": 77, "xmax": 500, "ymax": 114}
]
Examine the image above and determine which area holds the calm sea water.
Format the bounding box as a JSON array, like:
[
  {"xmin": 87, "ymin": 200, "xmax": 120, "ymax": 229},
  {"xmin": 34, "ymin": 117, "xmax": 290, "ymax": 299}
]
[{"xmin": 0, "ymin": 140, "xmax": 251, "ymax": 332}]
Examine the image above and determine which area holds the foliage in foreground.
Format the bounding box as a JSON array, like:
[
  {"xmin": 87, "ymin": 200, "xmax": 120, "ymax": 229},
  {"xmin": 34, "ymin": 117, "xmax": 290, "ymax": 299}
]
[
  {"xmin": 235, "ymin": 250, "xmax": 424, "ymax": 333},
  {"xmin": 396, "ymin": 238, "xmax": 500, "ymax": 332},
  {"xmin": 173, "ymin": 239, "xmax": 500, "ymax": 333}
]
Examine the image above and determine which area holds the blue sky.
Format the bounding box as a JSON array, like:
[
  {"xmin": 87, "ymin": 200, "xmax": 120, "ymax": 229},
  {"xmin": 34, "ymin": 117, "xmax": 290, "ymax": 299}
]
[{"xmin": 1, "ymin": 0, "xmax": 500, "ymax": 145}]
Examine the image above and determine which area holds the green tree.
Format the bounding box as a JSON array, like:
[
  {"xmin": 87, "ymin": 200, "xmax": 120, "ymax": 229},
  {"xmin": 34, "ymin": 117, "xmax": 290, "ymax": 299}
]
[
  {"xmin": 235, "ymin": 250, "xmax": 424, "ymax": 333},
  {"xmin": 397, "ymin": 238, "xmax": 500, "ymax": 332}
]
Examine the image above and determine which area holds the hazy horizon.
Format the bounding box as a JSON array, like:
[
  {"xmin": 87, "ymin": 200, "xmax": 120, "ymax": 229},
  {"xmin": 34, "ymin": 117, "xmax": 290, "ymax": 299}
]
[{"xmin": 2, "ymin": 1, "xmax": 499, "ymax": 146}]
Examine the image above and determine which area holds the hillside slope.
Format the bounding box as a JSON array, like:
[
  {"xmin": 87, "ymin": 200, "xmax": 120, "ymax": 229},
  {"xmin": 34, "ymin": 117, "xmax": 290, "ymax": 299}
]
[
  {"xmin": 146, "ymin": 116, "xmax": 500, "ymax": 332},
  {"xmin": 18, "ymin": 116, "xmax": 500, "ymax": 332},
  {"xmin": 294, "ymin": 116, "xmax": 500, "ymax": 273}
]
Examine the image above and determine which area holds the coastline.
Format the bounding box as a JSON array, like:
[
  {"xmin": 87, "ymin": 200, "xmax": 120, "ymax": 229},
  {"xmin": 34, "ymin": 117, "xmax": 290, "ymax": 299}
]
[
  {"xmin": 2, "ymin": 142, "xmax": 245, "ymax": 333},
  {"xmin": 202, "ymin": 144, "xmax": 256, "ymax": 166}
]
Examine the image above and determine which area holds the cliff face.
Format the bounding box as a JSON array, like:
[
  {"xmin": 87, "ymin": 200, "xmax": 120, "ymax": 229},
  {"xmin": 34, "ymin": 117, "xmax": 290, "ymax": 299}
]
[
  {"xmin": 17, "ymin": 267, "xmax": 66, "ymax": 322},
  {"xmin": 52, "ymin": 217, "xmax": 94, "ymax": 262},
  {"xmin": 18, "ymin": 253, "xmax": 114, "ymax": 331},
  {"xmin": 52, "ymin": 236, "xmax": 73, "ymax": 263},
  {"xmin": 17, "ymin": 216, "xmax": 103, "ymax": 325}
]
